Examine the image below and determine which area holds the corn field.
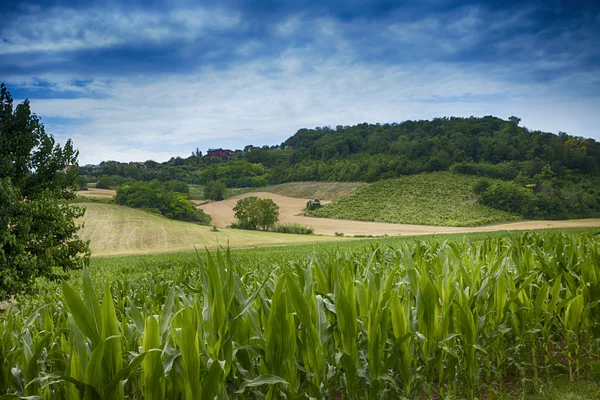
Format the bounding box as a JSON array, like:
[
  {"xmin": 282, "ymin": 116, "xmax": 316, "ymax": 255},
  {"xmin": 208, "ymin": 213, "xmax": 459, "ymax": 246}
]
[{"xmin": 1, "ymin": 232, "xmax": 599, "ymax": 399}]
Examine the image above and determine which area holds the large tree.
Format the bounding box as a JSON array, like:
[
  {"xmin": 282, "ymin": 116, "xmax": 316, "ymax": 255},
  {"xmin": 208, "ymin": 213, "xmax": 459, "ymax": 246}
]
[
  {"xmin": 0, "ymin": 83, "xmax": 90, "ymax": 300},
  {"xmin": 233, "ymin": 196, "xmax": 279, "ymax": 231}
]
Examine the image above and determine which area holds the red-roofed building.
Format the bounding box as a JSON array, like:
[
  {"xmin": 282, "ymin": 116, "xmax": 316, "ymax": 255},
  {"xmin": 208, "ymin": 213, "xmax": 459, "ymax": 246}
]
[{"xmin": 207, "ymin": 148, "xmax": 234, "ymax": 157}]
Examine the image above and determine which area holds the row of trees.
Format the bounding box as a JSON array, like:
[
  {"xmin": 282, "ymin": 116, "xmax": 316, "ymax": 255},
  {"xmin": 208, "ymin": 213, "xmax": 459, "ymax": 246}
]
[{"xmin": 80, "ymin": 116, "xmax": 600, "ymax": 190}]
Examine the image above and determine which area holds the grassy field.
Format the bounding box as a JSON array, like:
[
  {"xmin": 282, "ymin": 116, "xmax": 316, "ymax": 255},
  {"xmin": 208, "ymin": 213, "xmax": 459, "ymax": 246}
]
[
  {"xmin": 189, "ymin": 181, "xmax": 366, "ymax": 201},
  {"xmin": 79, "ymin": 203, "xmax": 342, "ymax": 256},
  {"xmin": 308, "ymin": 171, "xmax": 521, "ymax": 226},
  {"xmin": 2, "ymin": 230, "xmax": 600, "ymax": 398}
]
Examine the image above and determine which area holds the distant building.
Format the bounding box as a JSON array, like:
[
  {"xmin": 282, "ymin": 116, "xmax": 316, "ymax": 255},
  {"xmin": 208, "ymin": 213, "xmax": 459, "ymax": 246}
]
[
  {"xmin": 207, "ymin": 148, "xmax": 234, "ymax": 157},
  {"xmin": 306, "ymin": 200, "xmax": 321, "ymax": 210}
]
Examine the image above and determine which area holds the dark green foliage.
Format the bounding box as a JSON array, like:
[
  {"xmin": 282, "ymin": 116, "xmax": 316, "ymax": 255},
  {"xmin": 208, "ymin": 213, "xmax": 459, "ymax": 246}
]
[
  {"xmin": 271, "ymin": 223, "xmax": 314, "ymax": 235},
  {"xmin": 163, "ymin": 180, "xmax": 189, "ymax": 194},
  {"xmin": 199, "ymin": 160, "xmax": 267, "ymax": 188},
  {"xmin": 451, "ymin": 162, "xmax": 519, "ymax": 180},
  {"xmin": 479, "ymin": 178, "xmax": 600, "ymax": 220},
  {"xmin": 115, "ymin": 180, "xmax": 210, "ymax": 224},
  {"xmin": 232, "ymin": 196, "xmax": 279, "ymax": 231},
  {"xmin": 95, "ymin": 174, "xmax": 114, "ymax": 189},
  {"xmin": 77, "ymin": 175, "xmax": 88, "ymax": 190},
  {"xmin": 472, "ymin": 178, "xmax": 492, "ymax": 195},
  {"xmin": 0, "ymin": 83, "xmax": 90, "ymax": 300},
  {"xmin": 480, "ymin": 182, "xmax": 534, "ymax": 215},
  {"xmin": 204, "ymin": 180, "xmax": 226, "ymax": 201}
]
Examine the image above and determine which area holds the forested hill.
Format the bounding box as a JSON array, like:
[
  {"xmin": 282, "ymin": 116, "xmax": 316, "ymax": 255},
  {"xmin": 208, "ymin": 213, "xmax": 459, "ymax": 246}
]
[
  {"xmin": 271, "ymin": 116, "xmax": 600, "ymax": 182},
  {"xmin": 80, "ymin": 116, "xmax": 600, "ymax": 220},
  {"xmin": 82, "ymin": 116, "xmax": 600, "ymax": 186}
]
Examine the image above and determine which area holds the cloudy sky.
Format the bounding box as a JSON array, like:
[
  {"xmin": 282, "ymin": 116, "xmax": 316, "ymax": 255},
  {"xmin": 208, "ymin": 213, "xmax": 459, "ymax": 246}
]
[{"xmin": 2, "ymin": 0, "xmax": 599, "ymax": 164}]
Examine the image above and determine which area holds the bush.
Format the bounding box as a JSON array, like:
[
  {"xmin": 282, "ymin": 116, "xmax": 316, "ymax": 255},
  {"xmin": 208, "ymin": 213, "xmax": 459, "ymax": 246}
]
[
  {"xmin": 271, "ymin": 223, "xmax": 314, "ymax": 235},
  {"xmin": 472, "ymin": 178, "xmax": 492, "ymax": 195}
]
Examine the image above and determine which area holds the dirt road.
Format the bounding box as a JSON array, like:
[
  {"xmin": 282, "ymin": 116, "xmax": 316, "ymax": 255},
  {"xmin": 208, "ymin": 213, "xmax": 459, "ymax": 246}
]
[{"xmin": 200, "ymin": 192, "xmax": 600, "ymax": 236}]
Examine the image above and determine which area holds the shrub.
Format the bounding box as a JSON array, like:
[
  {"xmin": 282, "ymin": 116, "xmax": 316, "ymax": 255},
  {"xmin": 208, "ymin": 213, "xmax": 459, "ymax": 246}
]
[
  {"xmin": 472, "ymin": 178, "xmax": 491, "ymax": 195},
  {"xmin": 271, "ymin": 223, "xmax": 314, "ymax": 235}
]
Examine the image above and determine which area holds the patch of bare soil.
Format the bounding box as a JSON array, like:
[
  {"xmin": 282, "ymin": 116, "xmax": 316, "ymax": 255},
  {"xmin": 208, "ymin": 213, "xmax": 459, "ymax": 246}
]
[{"xmin": 199, "ymin": 192, "xmax": 600, "ymax": 237}]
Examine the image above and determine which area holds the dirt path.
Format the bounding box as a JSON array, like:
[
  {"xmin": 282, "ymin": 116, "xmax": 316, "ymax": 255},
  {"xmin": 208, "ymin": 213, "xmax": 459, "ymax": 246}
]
[{"xmin": 200, "ymin": 192, "xmax": 600, "ymax": 236}]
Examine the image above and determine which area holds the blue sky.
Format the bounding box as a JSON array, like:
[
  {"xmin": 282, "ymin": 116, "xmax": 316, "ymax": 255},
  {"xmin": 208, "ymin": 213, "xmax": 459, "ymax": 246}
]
[{"xmin": 2, "ymin": 0, "xmax": 599, "ymax": 164}]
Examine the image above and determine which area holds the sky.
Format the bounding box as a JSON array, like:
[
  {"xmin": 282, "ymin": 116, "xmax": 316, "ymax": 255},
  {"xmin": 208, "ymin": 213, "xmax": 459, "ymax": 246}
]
[{"xmin": 2, "ymin": 0, "xmax": 599, "ymax": 165}]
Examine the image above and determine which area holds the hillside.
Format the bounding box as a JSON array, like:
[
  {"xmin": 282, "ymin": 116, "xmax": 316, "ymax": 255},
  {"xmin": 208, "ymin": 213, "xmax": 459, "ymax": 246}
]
[
  {"xmin": 308, "ymin": 172, "xmax": 520, "ymax": 226},
  {"xmin": 189, "ymin": 181, "xmax": 366, "ymax": 201},
  {"xmin": 78, "ymin": 203, "xmax": 339, "ymax": 256},
  {"xmin": 79, "ymin": 116, "xmax": 600, "ymax": 222}
]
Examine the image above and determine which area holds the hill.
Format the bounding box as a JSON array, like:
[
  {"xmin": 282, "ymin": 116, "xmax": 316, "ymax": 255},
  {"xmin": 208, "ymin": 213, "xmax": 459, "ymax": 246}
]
[
  {"xmin": 188, "ymin": 181, "xmax": 366, "ymax": 201},
  {"xmin": 308, "ymin": 172, "xmax": 520, "ymax": 226},
  {"xmin": 79, "ymin": 116, "xmax": 600, "ymax": 221},
  {"xmin": 78, "ymin": 203, "xmax": 339, "ymax": 256}
]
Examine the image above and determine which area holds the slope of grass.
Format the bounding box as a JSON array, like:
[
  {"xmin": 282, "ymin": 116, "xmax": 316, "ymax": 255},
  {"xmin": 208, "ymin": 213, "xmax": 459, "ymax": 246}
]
[
  {"xmin": 189, "ymin": 181, "xmax": 366, "ymax": 201},
  {"xmin": 260, "ymin": 181, "xmax": 367, "ymax": 200},
  {"xmin": 308, "ymin": 171, "xmax": 521, "ymax": 226},
  {"xmin": 79, "ymin": 203, "xmax": 341, "ymax": 256}
]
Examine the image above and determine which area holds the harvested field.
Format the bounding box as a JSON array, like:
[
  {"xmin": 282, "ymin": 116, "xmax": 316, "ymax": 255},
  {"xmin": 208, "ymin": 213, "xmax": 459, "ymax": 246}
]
[
  {"xmin": 79, "ymin": 203, "xmax": 340, "ymax": 256},
  {"xmin": 200, "ymin": 192, "xmax": 600, "ymax": 236},
  {"xmin": 76, "ymin": 188, "xmax": 116, "ymax": 199}
]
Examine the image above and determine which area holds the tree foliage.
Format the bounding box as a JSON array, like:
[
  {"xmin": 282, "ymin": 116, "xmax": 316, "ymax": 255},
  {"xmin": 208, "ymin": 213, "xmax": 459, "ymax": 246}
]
[
  {"xmin": 204, "ymin": 180, "xmax": 226, "ymax": 201},
  {"xmin": 0, "ymin": 83, "xmax": 90, "ymax": 300},
  {"xmin": 232, "ymin": 197, "xmax": 280, "ymax": 231},
  {"xmin": 115, "ymin": 180, "xmax": 210, "ymax": 224}
]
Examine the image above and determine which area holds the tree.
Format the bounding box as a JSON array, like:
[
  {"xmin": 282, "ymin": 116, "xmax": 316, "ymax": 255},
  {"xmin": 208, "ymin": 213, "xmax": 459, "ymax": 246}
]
[
  {"xmin": 233, "ymin": 196, "xmax": 280, "ymax": 231},
  {"xmin": 204, "ymin": 180, "xmax": 226, "ymax": 201},
  {"xmin": 0, "ymin": 83, "xmax": 90, "ymax": 300},
  {"xmin": 115, "ymin": 180, "xmax": 211, "ymax": 224}
]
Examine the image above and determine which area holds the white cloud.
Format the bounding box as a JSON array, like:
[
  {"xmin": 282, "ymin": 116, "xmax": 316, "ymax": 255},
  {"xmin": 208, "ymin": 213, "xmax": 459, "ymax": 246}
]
[
  {"xmin": 0, "ymin": 7, "xmax": 240, "ymax": 54},
  {"xmin": 19, "ymin": 53, "xmax": 599, "ymax": 165}
]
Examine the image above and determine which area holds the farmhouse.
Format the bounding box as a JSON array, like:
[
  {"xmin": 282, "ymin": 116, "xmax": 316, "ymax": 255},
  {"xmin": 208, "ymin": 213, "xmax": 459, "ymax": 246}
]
[{"xmin": 207, "ymin": 148, "xmax": 234, "ymax": 157}]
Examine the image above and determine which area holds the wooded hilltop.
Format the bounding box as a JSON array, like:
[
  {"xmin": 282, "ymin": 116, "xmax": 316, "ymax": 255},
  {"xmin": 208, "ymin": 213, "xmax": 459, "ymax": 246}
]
[{"xmin": 80, "ymin": 116, "xmax": 600, "ymax": 220}]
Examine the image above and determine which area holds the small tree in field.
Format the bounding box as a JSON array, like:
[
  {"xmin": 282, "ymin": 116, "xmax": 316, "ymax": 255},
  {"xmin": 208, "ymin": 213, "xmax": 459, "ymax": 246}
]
[
  {"xmin": 0, "ymin": 83, "xmax": 90, "ymax": 300},
  {"xmin": 233, "ymin": 196, "xmax": 280, "ymax": 231}
]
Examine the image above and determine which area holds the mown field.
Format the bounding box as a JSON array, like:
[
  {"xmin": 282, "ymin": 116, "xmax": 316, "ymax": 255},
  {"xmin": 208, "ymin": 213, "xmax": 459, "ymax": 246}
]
[
  {"xmin": 189, "ymin": 181, "xmax": 366, "ymax": 201},
  {"xmin": 78, "ymin": 203, "xmax": 341, "ymax": 256},
  {"xmin": 1, "ymin": 230, "xmax": 600, "ymax": 399},
  {"xmin": 308, "ymin": 171, "xmax": 521, "ymax": 226}
]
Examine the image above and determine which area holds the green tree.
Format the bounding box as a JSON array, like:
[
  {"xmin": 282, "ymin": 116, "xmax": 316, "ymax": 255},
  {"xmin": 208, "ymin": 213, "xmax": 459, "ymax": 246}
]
[
  {"xmin": 115, "ymin": 180, "xmax": 211, "ymax": 224},
  {"xmin": 233, "ymin": 196, "xmax": 280, "ymax": 231},
  {"xmin": 204, "ymin": 180, "xmax": 226, "ymax": 201},
  {"xmin": 0, "ymin": 83, "xmax": 90, "ymax": 300}
]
